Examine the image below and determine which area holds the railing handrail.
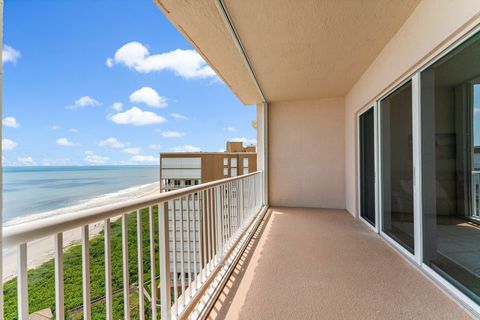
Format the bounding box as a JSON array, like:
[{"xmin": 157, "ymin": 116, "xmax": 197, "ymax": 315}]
[{"xmin": 3, "ymin": 171, "xmax": 262, "ymax": 248}]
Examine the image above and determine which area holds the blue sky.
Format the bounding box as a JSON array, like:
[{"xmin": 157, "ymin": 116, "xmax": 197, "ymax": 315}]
[{"xmin": 2, "ymin": 0, "xmax": 256, "ymax": 166}]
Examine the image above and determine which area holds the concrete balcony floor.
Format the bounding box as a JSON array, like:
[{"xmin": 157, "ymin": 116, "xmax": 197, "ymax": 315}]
[{"xmin": 207, "ymin": 207, "xmax": 473, "ymax": 319}]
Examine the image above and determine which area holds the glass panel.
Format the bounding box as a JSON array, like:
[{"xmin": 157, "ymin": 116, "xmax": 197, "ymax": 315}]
[
  {"xmin": 421, "ymin": 32, "xmax": 480, "ymax": 304},
  {"xmin": 381, "ymin": 81, "xmax": 414, "ymax": 253},
  {"xmin": 360, "ymin": 108, "xmax": 376, "ymax": 226},
  {"xmin": 231, "ymin": 158, "xmax": 237, "ymax": 167}
]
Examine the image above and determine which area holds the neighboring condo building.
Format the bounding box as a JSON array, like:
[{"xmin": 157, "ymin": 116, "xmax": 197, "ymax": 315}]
[
  {"xmin": 160, "ymin": 141, "xmax": 257, "ymax": 192},
  {"xmin": 160, "ymin": 141, "xmax": 256, "ymax": 289}
]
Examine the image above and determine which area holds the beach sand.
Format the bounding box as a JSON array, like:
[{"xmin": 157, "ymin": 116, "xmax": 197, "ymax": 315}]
[{"xmin": 3, "ymin": 182, "xmax": 160, "ymax": 282}]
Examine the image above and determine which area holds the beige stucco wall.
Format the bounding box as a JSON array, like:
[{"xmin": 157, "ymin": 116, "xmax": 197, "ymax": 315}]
[
  {"xmin": 345, "ymin": 0, "xmax": 480, "ymax": 216},
  {"xmin": 269, "ymin": 98, "xmax": 345, "ymax": 209}
]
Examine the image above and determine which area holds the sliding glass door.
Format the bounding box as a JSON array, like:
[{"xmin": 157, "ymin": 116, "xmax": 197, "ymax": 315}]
[
  {"xmin": 380, "ymin": 81, "xmax": 415, "ymax": 254},
  {"xmin": 421, "ymin": 31, "xmax": 480, "ymax": 304},
  {"xmin": 360, "ymin": 108, "xmax": 376, "ymax": 226}
]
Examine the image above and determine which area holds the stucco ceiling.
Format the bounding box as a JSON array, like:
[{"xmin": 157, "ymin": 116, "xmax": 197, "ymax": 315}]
[{"xmin": 156, "ymin": 0, "xmax": 420, "ymax": 104}]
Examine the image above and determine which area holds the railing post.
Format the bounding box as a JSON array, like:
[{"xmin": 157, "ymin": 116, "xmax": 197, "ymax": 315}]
[
  {"xmin": 159, "ymin": 202, "xmax": 171, "ymax": 320},
  {"xmin": 81, "ymin": 225, "xmax": 91, "ymax": 320},
  {"xmin": 121, "ymin": 215, "xmax": 130, "ymax": 320},
  {"xmin": 104, "ymin": 219, "xmax": 113, "ymax": 320},
  {"xmin": 149, "ymin": 206, "xmax": 157, "ymax": 319},
  {"xmin": 54, "ymin": 233, "xmax": 64, "ymax": 320},
  {"xmin": 17, "ymin": 243, "xmax": 28, "ymax": 320}
]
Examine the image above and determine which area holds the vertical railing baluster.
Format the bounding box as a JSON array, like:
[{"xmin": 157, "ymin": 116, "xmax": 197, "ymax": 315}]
[
  {"xmin": 82, "ymin": 225, "xmax": 91, "ymax": 320},
  {"xmin": 122, "ymin": 214, "xmax": 130, "ymax": 320},
  {"xmin": 54, "ymin": 233, "xmax": 64, "ymax": 320},
  {"xmin": 17, "ymin": 243, "xmax": 28, "ymax": 320},
  {"xmin": 235, "ymin": 181, "xmax": 239, "ymax": 235},
  {"xmin": 206, "ymin": 189, "xmax": 212, "ymax": 272},
  {"xmin": 215, "ymin": 186, "xmax": 222, "ymax": 261},
  {"xmin": 220, "ymin": 185, "xmax": 226, "ymax": 255},
  {"xmin": 104, "ymin": 219, "xmax": 113, "ymax": 320},
  {"xmin": 180, "ymin": 197, "xmax": 186, "ymax": 301},
  {"xmin": 201, "ymin": 191, "xmax": 207, "ymax": 282},
  {"xmin": 212, "ymin": 188, "xmax": 217, "ymax": 263},
  {"xmin": 186, "ymin": 194, "xmax": 192, "ymax": 298},
  {"xmin": 172, "ymin": 200, "xmax": 178, "ymax": 310},
  {"xmin": 239, "ymin": 179, "xmax": 244, "ymax": 229},
  {"xmin": 228, "ymin": 183, "xmax": 233, "ymax": 246},
  {"xmin": 137, "ymin": 209, "xmax": 145, "ymax": 319},
  {"xmin": 159, "ymin": 201, "xmax": 171, "ymax": 320},
  {"xmin": 149, "ymin": 206, "xmax": 157, "ymax": 319},
  {"xmin": 192, "ymin": 193, "xmax": 198, "ymax": 291}
]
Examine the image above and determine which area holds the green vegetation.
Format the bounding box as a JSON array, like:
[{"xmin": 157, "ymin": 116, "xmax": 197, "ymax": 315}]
[{"xmin": 3, "ymin": 207, "xmax": 160, "ymax": 320}]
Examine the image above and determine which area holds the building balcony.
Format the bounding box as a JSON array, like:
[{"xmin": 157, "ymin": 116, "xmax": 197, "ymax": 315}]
[{"xmin": 207, "ymin": 207, "xmax": 472, "ymax": 319}]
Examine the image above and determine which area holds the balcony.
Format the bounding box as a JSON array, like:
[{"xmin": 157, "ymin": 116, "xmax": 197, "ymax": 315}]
[{"xmin": 207, "ymin": 207, "xmax": 472, "ymax": 319}]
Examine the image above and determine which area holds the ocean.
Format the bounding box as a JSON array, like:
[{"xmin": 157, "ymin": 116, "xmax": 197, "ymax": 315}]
[{"xmin": 2, "ymin": 165, "xmax": 160, "ymax": 226}]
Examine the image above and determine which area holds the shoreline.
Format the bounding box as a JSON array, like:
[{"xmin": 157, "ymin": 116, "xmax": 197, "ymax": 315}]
[{"xmin": 2, "ymin": 181, "xmax": 160, "ymax": 282}]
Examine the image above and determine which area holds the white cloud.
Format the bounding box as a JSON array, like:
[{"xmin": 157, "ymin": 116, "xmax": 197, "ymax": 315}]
[
  {"xmin": 149, "ymin": 144, "xmax": 161, "ymax": 150},
  {"xmin": 52, "ymin": 124, "xmax": 61, "ymax": 130},
  {"xmin": 106, "ymin": 58, "xmax": 114, "ymax": 68},
  {"xmin": 3, "ymin": 45, "xmax": 21, "ymax": 64},
  {"xmin": 123, "ymin": 147, "xmax": 141, "ymax": 155},
  {"xmin": 160, "ymin": 130, "xmax": 186, "ymax": 138},
  {"xmin": 129, "ymin": 87, "xmax": 167, "ymax": 108},
  {"xmin": 56, "ymin": 138, "xmax": 80, "ymax": 147},
  {"xmin": 67, "ymin": 96, "xmax": 101, "ymax": 110},
  {"xmin": 110, "ymin": 107, "xmax": 167, "ymax": 126},
  {"xmin": 69, "ymin": 128, "xmax": 79, "ymax": 133},
  {"xmin": 17, "ymin": 157, "xmax": 36, "ymax": 166},
  {"xmin": 41, "ymin": 158, "xmax": 71, "ymax": 166},
  {"xmin": 107, "ymin": 41, "xmax": 216, "ymax": 79},
  {"xmin": 84, "ymin": 151, "xmax": 109, "ymax": 164},
  {"xmin": 230, "ymin": 137, "xmax": 257, "ymax": 145},
  {"xmin": 171, "ymin": 145, "xmax": 201, "ymax": 152},
  {"xmin": 224, "ymin": 126, "xmax": 237, "ymax": 132},
  {"xmin": 98, "ymin": 137, "xmax": 125, "ymax": 149},
  {"xmin": 171, "ymin": 113, "xmax": 188, "ymax": 120},
  {"xmin": 111, "ymin": 102, "xmax": 123, "ymax": 111},
  {"xmin": 3, "ymin": 139, "xmax": 18, "ymax": 151},
  {"xmin": 3, "ymin": 117, "xmax": 20, "ymax": 128},
  {"xmin": 130, "ymin": 155, "xmax": 159, "ymax": 163}
]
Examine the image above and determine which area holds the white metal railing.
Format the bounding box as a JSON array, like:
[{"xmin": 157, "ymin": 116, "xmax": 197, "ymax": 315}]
[{"xmin": 2, "ymin": 171, "xmax": 263, "ymax": 320}]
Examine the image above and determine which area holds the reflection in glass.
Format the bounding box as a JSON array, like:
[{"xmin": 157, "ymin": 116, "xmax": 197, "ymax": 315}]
[
  {"xmin": 421, "ymin": 32, "xmax": 480, "ymax": 304},
  {"xmin": 381, "ymin": 81, "xmax": 414, "ymax": 253},
  {"xmin": 360, "ymin": 108, "xmax": 376, "ymax": 226}
]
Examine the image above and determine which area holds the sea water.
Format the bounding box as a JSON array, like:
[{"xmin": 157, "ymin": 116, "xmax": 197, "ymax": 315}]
[{"xmin": 3, "ymin": 165, "xmax": 160, "ymax": 226}]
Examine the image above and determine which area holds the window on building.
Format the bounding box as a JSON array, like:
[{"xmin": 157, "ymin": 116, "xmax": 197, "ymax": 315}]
[
  {"xmin": 223, "ymin": 158, "xmax": 229, "ymax": 166},
  {"xmin": 185, "ymin": 180, "xmax": 192, "ymax": 186},
  {"xmin": 380, "ymin": 80, "xmax": 414, "ymax": 254},
  {"xmin": 243, "ymin": 158, "xmax": 249, "ymax": 175},
  {"xmin": 421, "ymin": 31, "xmax": 480, "ymax": 304},
  {"xmin": 174, "ymin": 180, "xmax": 181, "ymax": 186},
  {"xmin": 231, "ymin": 158, "xmax": 237, "ymax": 167},
  {"xmin": 231, "ymin": 168, "xmax": 237, "ymax": 176},
  {"xmin": 224, "ymin": 168, "xmax": 229, "ymax": 177}
]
